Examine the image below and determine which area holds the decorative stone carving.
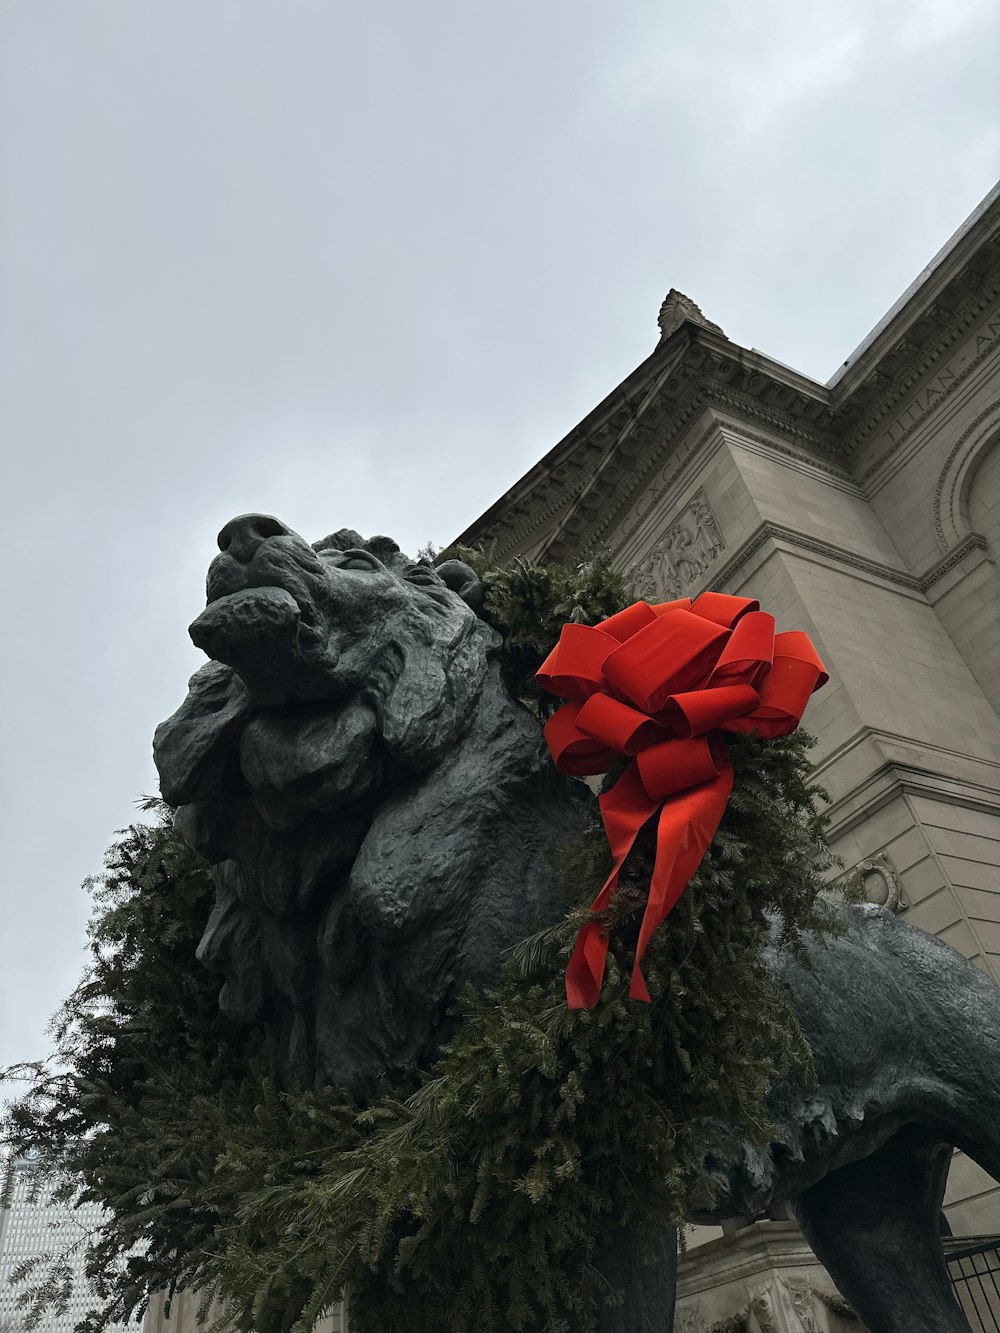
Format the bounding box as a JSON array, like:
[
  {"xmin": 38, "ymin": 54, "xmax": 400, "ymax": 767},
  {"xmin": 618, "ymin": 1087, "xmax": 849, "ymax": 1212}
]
[
  {"xmin": 811, "ymin": 1286, "xmax": 861, "ymax": 1321},
  {"xmin": 748, "ymin": 1281, "xmax": 778, "ymax": 1333},
  {"xmin": 932, "ymin": 398, "xmax": 1000, "ymax": 549},
  {"xmin": 708, "ymin": 1309, "xmax": 750, "ymax": 1333},
  {"xmin": 777, "ymin": 1276, "xmax": 820, "ymax": 1332},
  {"xmin": 658, "ymin": 289, "xmax": 726, "ymax": 342},
  {"xmin": 854, "ymin": 852, "xmax": 907, "ymax": 913},
  {"xmin": 631, "ymin": 491, "xmax": 726, "ymax": 600},
  {"xmin": 726, "ymin": 1278, "xmax": 857, "ymax": 1331},
  {"xmin": 678, "ymin": 1302, "xmax": 707, "ymax": 1333}
]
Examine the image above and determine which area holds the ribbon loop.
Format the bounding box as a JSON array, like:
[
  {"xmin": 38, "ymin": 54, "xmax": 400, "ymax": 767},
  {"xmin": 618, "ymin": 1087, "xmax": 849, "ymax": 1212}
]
[
  {"xmin": 576, "ymin": 692, "xmax": 668, "ymax": 755},
  {"xmin": 660, "ymin": 684, "xmax": 760, "ymax": 738},
  {"xmin": 690, "ymin": 591, "xmax": 760, "ymax": 628},
  {"xmin": 708, "ymin": 611, "xmax": 775, "ymax": 689},
  {"xmin": 536, "ymin": 623, "xmax": 621, "ymax": 702},
  {"xmin": 603, "ymin": 610, "xmax": 729, "ymax": 712},
  {"xmin": 596, "ymin": 600, "xmax": 662, "ymax": 643},
  {"xmin": 542, "ymin": 701, "xmax": 619, "ymax": 776},
  {"xmin": 537, "ymin": 595, "xmax": 827, "ymax": 1008},
  {"xmin": 637, "ymin": 734, "xmax": 726, "ymax": 800}
]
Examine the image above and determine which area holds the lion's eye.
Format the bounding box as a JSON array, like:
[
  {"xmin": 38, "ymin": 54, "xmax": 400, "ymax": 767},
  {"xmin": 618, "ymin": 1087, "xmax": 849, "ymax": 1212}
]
[
  {"xmin": 337, "ymin": 550, "xmax": 383, "ymax": 572},
  {"xmin": 405, "ymin": 567, "xmax": 439, "ymax": 586}
]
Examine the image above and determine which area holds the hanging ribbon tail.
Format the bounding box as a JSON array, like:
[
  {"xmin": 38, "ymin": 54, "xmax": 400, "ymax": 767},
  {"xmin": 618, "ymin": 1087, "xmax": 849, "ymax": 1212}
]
[
  {"xmin": 565, "ymin": 763, "xmax": 659, "ymax": 1009},
  {"xmin": 565, "ymin": 916, "xmax": 614, "ymax": 1011},
  {"xmin": 629, "ymin": 763, "xmax": 734, "ymax": 1001}
]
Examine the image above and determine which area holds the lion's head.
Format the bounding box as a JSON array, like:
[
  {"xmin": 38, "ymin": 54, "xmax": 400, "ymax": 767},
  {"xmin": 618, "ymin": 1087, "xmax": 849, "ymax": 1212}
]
[{"xmin": 154, "ymin": 514, "xmax": 584, "ymax": 1098}]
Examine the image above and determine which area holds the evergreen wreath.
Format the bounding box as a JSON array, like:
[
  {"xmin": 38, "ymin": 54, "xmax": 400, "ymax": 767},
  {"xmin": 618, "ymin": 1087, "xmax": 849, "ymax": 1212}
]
[{"xmin": 1, "ymin": 550, "xmax": 838, "ymax": 1333}]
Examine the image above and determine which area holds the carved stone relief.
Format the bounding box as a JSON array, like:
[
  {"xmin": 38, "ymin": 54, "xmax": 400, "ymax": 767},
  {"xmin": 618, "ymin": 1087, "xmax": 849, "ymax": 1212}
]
[
  {"xmin": 704, "ymin": 1280, "xmax": 859, "ymax": 1333},
  {"xmin": 707, "ymin": 1309, "xmax": 750, "ymax": 1333},
  {"xmin": 812, "ymin": 1285, "xmax": 861, "ymax": 1322},
  {"xmin": 855, "ymin": 852, "xmax": 907, "ymax": 913},
  {"xmin": 777, "ymin": 1276, "xmax": 820, "ymax": 1332},
  {"xmin": 630, "ymin": 490, "xmax": 726, "ymax": 601},
  {"xmin": 748, "ymin": 1281, "xmax": 778, "ymax": 1333},
  {"xmin": 678, "ymin": 1301, "xmax": 707, "ymax": 1333}
]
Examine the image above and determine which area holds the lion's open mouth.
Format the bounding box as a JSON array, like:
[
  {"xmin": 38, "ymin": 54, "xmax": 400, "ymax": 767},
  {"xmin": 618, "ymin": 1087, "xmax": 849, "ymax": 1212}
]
[
  {"xmin": 202, "ymin": 582, "xmax": 324, "ymax": 649},
  {"xmin": 191, "ymin": 585, "xmax": 302, "ymax": 650},
  {"xmin": 188, "ymin": 581, "xmax": 353, "ymax": 707}
]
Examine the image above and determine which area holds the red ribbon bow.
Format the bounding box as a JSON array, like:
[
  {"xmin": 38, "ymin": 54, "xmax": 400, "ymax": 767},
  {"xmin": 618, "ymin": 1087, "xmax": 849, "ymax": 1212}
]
[{"xmin": 536, "ymin": 592, "xmax": 828, "ymax": 1010}]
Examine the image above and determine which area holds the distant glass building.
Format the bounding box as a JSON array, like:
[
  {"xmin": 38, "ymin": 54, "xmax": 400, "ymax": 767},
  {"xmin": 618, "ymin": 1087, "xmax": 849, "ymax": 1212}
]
[{"xmin": 0, "ymin": 1152, "xmax": 133, "ymax": 1333}]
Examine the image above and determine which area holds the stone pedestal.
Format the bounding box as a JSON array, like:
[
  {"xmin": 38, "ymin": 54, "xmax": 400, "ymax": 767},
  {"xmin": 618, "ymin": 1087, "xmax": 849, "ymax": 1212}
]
[{"xmin": 675, "ymin": 1222, "xmax": 862, "ymax": 1332}]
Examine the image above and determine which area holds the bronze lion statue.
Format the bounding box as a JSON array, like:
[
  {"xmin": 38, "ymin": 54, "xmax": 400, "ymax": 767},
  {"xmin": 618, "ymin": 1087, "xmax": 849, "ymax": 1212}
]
[
  {"xmin": 153, "ymin": 513, "xmax": 588, "ymax": 1099},
  {"xmin": 155, "ymin": 513, "xmax": 1000, "ymax": 1333}
]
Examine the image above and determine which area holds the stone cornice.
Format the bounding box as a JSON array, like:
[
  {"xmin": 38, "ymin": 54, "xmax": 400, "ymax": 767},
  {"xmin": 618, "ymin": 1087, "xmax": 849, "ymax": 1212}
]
[
  {"xmin": 920, "ymin": 533, "xmax": 990, "ymax": 589},
  {"xmin": 457, "ymin": 326, "xmax": 843, "ymax": 554},
  {"xmin": 719, "ymin": 521, "xmax": 989, "ymax": 600},
  {"xmin": 711, "ymin": 520, "xmax": 925, "ymax": 596},
  {"xmin": 454, "ymin": 337, "xmax": 691, "ymax": 551},
  {"xmin": 456, "ymin": 188, "xmax": 1000, "ymax": 558},
  {"xmin": 533, "ymin": 337, "xmax": 844, "ymax": 564},
  {"xmin": 718, "ymin": 422, "xmax": 861, "ymax": 494},
  {"xmin": 677, "ymin": 1222, "xmax": 819, "ymax": 1296},
  {"xmin": 487, "ymin": 473, "xmax": 588, "ymax": 561},
  {"xmin": 673, "ymin": 332, "xmax": 838, "ymax": 455},
  {"xmin": 548, "ymin": 387, "xmax": 708, "ymax": 564},
  {"xmin": 814, "ymin": 725, "xmax": 1000, "ymax": 796},
  {"xmin": 822, "ymin": 750, "xmax": 1000, "ymax": 839},
  {"xmin": 536, "ymin": 342, "xmax": 707, "ymax": 563},
  {"xmin": 829, "ymin": 184, "xmax": 1000, "ymax": 397},
  {"xmin": 844, "ymin": 262, "xmax": 1000, "ymax": 473},
  {"xmin": 603, "ymin": 420, "xmax": 862, "ymax": 572}
]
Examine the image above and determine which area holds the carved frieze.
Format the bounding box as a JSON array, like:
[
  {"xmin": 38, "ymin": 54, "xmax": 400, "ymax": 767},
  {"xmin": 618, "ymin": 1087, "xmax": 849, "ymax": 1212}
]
[{"xmin": 630, "ymin": 491, "xmax": 726, "ymax": 601}]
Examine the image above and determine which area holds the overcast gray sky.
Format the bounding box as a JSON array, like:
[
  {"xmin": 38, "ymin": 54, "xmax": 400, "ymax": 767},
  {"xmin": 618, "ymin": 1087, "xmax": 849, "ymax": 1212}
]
[{"xmin": 2, "ymin": 0, "xmax": 999, "ymax": 1076}]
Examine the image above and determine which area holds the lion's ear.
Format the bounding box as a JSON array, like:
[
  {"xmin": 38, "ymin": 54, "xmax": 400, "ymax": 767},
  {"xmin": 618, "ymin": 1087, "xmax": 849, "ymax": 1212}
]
[{"xmin": 434, "ymin": 559, "xmax": 484, "ymax": 614}]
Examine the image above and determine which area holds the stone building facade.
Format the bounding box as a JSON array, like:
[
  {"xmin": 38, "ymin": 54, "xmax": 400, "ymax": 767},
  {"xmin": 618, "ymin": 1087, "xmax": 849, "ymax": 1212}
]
[{"xmin": 458, "ymin": 181, "xmax": 1000, "ymax": 1259}]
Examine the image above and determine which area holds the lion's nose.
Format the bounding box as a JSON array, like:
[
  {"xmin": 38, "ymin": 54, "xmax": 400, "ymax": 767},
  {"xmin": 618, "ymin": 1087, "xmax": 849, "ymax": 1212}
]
[{"xmin": 217, "ymin": 514, "xmax": 293, "ymax": 564}]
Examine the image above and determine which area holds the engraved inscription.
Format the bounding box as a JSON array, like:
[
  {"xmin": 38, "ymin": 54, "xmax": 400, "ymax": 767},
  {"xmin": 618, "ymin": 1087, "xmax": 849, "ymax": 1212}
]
[{"xmin": 884, "ymin": 315, "xmax": 1000, "ymax": 444}]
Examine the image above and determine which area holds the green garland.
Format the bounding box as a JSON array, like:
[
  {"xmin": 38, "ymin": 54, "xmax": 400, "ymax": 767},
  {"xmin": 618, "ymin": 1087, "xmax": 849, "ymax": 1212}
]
[{"xmin": 1, "ymin": 552, "xmax": 838, "ymax": 1333}]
